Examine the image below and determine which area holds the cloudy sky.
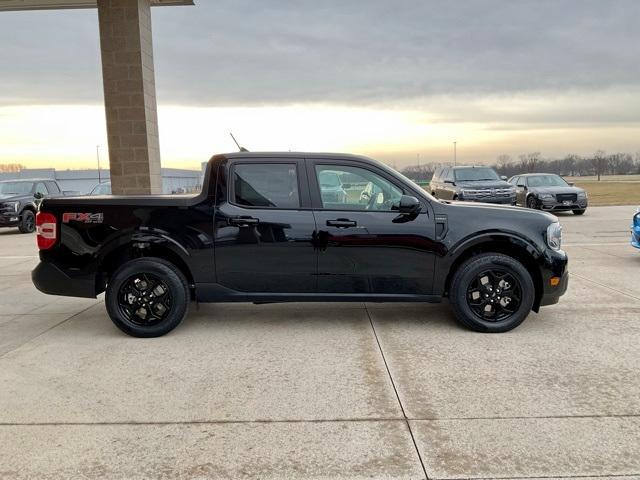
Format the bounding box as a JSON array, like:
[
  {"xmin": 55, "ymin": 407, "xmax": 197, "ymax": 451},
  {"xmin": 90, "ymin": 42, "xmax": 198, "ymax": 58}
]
[{"xmin": 1, "ymin": 0, "xmax": 639, "ymax": 169}]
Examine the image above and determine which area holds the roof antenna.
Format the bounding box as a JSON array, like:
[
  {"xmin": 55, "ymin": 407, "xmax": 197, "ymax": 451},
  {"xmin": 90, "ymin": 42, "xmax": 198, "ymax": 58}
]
[{"xmin": 230, "ymin": 132, "xmax": 249, "ymax": 152}]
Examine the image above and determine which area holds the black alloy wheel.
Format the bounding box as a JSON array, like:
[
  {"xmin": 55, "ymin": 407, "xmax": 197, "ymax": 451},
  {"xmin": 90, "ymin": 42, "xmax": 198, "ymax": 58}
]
[
  {"xmin": 449, "ymin": 253, "xmax": 535, "ymax": 333},
  {"xmin": 117, "ymin": 273, "xmax": 173, "ymax": 327},
  {"xmin": 106, "ymin": 257, "xmax": 189, "ymax": 337},
  {"xmin": 526, "ymin": 196, "xmax": 538, "ymax": 209},
  {"xmin": 466, "ymin": 269, "xmax": 522, "ymax": 322},
  {"xmin": 19, "ymin": 210, "xmax": 36, "ymax": 233}
]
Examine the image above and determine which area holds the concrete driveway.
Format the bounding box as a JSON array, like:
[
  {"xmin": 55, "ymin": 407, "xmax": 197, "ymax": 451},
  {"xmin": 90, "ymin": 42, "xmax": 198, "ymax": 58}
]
[{"xmin": 1, "ymin": 206, "xmax": 639, "ymax": 479}]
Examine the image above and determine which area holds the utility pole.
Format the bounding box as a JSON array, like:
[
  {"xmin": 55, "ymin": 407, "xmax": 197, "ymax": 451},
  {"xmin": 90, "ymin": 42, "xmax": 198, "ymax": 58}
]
[
  {"xmin": 96, "ymin": 145, "xmax": 101, "ymax": 183},
  {"xmin": 453, "ymin": 141, "xmax": 457, "ymax": 166}
]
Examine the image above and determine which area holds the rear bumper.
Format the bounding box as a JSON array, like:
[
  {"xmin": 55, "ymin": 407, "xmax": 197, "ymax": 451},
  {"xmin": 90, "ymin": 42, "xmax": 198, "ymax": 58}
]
[{"xmin": 32, "ymin": 261, "xmax": 97, "ymax": 298}]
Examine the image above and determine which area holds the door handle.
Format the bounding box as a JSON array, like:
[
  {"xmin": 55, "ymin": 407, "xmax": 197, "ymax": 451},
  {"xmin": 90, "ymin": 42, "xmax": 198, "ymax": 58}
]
[
  {"xmin": 326, "ymin": 218, "xmax": 357, "ymax": 228},
  {"xmin": 229, "ymin": 216, "xmax": 259, "ymax": 227}
]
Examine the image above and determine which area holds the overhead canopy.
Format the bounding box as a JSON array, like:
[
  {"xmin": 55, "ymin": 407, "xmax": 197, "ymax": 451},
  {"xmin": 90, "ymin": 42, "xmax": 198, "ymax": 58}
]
[{"xmin": 0, "ymin": 0, "xmax": 192, "ymax": 10}]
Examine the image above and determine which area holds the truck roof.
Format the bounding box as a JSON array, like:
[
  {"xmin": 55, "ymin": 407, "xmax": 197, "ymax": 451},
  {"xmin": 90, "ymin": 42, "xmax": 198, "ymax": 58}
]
[{"xmin": 215, "ymin": 152, "xmax": 373, "ymax": 161}]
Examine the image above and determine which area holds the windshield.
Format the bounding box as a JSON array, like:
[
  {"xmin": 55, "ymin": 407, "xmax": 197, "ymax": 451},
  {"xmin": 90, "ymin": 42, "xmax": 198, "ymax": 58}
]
[
  {"xmin": 0, "ymin": 182, "xmax": 33, "ymax": 195},
  {"xmin": 454, "ymin": 168, "xmax": 500, "ymax": 182},
  {"xmin": 319, "ymin": 171, "xmax": 341, "ymax": 188},
  {"xmin": 527, "ymin": 175, "xmax": 568, "ymax": 187}
]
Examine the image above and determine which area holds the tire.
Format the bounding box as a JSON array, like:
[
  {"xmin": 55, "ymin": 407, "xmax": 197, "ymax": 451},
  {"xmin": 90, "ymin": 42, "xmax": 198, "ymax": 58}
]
[
  {"xmin": 573, "ymin": 209, "xmax": 586, "ymax": 215},
  {"xmin": 106, "ymin": 257, "xmax": 190, "ymax": 337},
  {"xmin": 526, "ymin": 196, "xmax": 538, "ymax": 209},
  {"xmin": 18, "ymin": 210, "xmax": 35, "ymax": 233},
  {"xmin": 449, "ymin": 253, "xmax": 535, "ymax": 333}
]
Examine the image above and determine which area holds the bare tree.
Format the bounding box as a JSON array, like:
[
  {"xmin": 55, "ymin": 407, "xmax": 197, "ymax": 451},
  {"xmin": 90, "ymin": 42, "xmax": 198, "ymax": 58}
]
[
  {"xmin": 592, "ymin": 150, "xmax": 607, "ymax": 181},
  {"xmin": 518, "ymin": 152, "xmax": 541, "ymax": 173},
  {"xmin": 0, "ymin": 163, "xmax": 25, "ymax": 173}
]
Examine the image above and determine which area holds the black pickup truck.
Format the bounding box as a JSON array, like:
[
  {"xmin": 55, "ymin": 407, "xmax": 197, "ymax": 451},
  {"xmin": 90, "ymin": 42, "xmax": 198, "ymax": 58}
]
[
  {"xmin": 32, "ymin": 152, "xmax": 568, "ymax": 337},
  {"xmin": 0, "ymin": 179, "xmax": 67, "ymax": 233}
]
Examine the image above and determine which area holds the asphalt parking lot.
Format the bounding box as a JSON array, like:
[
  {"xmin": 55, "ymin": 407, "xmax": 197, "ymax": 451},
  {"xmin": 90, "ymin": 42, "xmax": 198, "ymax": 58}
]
[{"xmin": 0, "ymin": 205, "xmax": 639, "ymax": 479}]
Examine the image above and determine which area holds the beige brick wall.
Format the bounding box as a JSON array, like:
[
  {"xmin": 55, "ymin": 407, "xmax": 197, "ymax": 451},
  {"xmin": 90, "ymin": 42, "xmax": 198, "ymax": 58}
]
[{"xmin": 98, "ymin": 0, "xmax": 162, "ymax": 195}]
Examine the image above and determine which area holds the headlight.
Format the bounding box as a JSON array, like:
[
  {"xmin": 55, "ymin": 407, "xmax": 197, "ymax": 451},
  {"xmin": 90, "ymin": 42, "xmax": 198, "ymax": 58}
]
[
  {"xmin": 6, "ymin": 201, "xmax": 19, "ymax": 213},
  {"xmin": 577, "ymin": 191, "xmax": 587, "ymax": 199},
  {"xmin": 546, "ymin": 222, "xmax": 563, "ymax": 250},
  {"xmin": 539, "ymin": 193, "xmax": 554, "ymax": 200}
]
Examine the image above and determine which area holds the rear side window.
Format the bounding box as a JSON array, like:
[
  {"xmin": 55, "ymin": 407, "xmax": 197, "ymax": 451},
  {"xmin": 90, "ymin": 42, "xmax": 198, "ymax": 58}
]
[
  {"xmin": 509, "ymin": 176, "xmax": 519, "ymax": 185},
  {"xmin": 46, "ymin": 181, "xmax": 60, "ymax": 193},
  {"xmin": 233, "ymin": 163, "xmax": 300, "ymax": 209}
]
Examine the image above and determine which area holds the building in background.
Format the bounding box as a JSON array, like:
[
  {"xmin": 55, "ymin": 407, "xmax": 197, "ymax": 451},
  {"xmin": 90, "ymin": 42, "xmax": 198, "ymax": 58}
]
[{"xmin": 0, "ymin": 167, "xmax": 201, "ymax": 194}]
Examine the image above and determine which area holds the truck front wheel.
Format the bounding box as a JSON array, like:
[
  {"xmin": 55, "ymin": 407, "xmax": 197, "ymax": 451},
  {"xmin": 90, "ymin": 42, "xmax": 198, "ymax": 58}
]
[
  {"xmin": 106, "ymin": 257, "xmax": 189, "ymax": 337},
  {"xmin": 449, "ymin": 253, "xmax": 535, "ymax": 333},
  {"xmin": 18, "ymin": 210, "xmax": 35, "ymax": 233}
]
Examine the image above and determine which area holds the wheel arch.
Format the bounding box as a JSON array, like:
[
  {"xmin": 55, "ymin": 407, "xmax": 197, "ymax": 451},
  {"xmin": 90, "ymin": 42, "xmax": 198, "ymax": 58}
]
[
  {"xmin": 96, "ymin": 231, "xmax": 195, "ymax": 297},
  {"xmin": 442, "ymin": 234, "xmax": 544, "ymax": 312}
]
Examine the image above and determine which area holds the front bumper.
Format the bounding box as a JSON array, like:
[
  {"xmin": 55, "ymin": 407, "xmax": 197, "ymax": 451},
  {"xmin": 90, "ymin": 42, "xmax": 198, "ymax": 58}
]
[
  {"xmin": 460, "ymin": 195, "xmax": 517, "ymax": 205},
  {"xmin": 0, "ymin": 213, "xmax": 20, "ymax": 227},
  {"xmin": 539, "ymin": 198, "xmax": 588, "ymax": 212},
  {"xmin": 631, "ymin": 220, "xmax": 640, "ymax": 249},
  {"xmin": 32, "ymin": 261, "xmax": 97, "ymax": 298},
  {"xmin": 538, "ymin": 248, "xmax": 569, "ymax": 307}
]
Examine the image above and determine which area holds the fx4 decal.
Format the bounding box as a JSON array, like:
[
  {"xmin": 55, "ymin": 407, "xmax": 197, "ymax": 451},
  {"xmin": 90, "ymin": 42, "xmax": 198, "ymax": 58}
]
[{"xmin": 62, "ymin": 212, "xmax": 104, "ymax": 224}]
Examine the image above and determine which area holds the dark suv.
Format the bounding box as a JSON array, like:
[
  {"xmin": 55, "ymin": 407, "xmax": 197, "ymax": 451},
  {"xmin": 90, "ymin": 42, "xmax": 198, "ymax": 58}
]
[
  {"xmin": 431, "ymin": 166, "xmax": 517, "ymax": 204},
  {"xmin": 0, "ymin": 179, "xmax": 64, "ymax": 233}
]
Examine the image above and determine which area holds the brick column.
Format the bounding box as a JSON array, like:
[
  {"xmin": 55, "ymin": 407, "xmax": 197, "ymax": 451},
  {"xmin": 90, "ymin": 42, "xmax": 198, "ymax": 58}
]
[{"xmin": 97, "ymin": 0, "xmax": 162, "ymax": 195}]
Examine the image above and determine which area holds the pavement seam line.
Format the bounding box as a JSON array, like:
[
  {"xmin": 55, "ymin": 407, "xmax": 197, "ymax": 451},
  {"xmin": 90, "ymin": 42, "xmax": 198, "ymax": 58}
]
[
  {"xmin": 571, "ymin": 272, "xmax": 640, "ymax": 302},
  {"xmin": 2, "ymin": 413, "xmax": 638, "ymax": 427},
  {"xmin": 462, "ymin": 475, "xmax": 640, "ymax": 480},
  {"xmin": 365, "ymin": 305, "xmax": 430, "ymax": 480},
  {"xmin": 0, "ymin": 301, "xmax": 103, "ymax": 360}
]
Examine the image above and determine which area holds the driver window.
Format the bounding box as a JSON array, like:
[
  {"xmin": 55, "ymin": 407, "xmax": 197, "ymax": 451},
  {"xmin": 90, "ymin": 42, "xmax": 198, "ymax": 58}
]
[
  {"xmin": 315, "ymin": 165, "xmax": 403, "ymax": 211},
  {"xmin": 34, "ymin": 183, "xmax": 48, "ymax": 196}
]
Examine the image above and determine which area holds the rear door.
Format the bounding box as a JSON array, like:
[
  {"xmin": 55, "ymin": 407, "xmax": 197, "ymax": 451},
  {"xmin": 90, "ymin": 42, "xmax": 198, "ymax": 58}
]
[
  {"xmin": 309, "ymin": 159, "xmax": 436, "ymax": 295},
  {"xmin": 214, "ymin": 158, "xmax": 317, "ymax": 293}
]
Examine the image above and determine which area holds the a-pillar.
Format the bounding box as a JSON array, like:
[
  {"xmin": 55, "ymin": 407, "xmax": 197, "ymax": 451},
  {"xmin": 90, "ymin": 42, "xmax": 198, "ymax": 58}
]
[{"xmin": 97, "ymin": 0, "xmax": 162, "ymax": 194}]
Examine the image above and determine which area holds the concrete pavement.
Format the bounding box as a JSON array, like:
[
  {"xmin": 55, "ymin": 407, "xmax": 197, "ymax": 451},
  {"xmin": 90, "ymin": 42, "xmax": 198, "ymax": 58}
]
[{"xmin": 0, "ymin": 205, "xmax": 639, "ymax": 479}]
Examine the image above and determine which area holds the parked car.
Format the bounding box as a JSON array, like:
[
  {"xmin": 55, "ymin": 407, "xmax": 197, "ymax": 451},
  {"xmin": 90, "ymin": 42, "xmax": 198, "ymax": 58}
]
[
  {"xmin": 317, "ymin": 170, "xmax": 348, "ymax": 205},
  {"xmin": 508, "ymin": 173, "xmax": 588, "ymax": 215},
  {"xmin": 0, "ymin": 179, "xmax": 65, "ymax": 233},
  {"xmin": 32, "ymin": 152, "xmax": 568, "ymax": 337},
  {"xmin": 632, "ymin": 208, "xmax": 640, "ymax": 249},
  {"xmin": 431, "ymin": 166, "xmax": 516, "ymax": 204},
  {"xmin": 89, "ymin": 181, "xmax": 111, "ymax": 195}
]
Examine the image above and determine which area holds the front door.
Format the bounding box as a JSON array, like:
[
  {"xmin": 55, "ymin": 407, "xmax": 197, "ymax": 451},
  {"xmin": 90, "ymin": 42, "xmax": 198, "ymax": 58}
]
[
  {"xmin": 214, "ymin": 159, "xmax": 317, "ymax": 293},
  {"xmin": 310, "ymin": 160, "xmax": 437, "ymax": 295}
]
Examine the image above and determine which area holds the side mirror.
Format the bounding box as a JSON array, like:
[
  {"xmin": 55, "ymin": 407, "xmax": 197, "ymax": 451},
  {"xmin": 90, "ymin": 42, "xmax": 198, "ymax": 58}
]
[
  {"xmin": 34, "ymin": 192, "xmax": 43, "ymax": 200},
  {"xmin": 500, "ymin": 175, "xmax": 508, "ymax": 181},
  {"xmin": 398, "ymin": 195, "xmax": 421, "ymax": 215}
]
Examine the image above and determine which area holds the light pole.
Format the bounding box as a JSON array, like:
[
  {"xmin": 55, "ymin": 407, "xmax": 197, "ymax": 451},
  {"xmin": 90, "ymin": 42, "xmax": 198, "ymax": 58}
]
[
  {"xmin": 453, "ymin": 141, "xmax": 457, "ymax": 166},
  {"xmin": 96, "ymin": 145, "xmax": 101, "ymax": 183}
]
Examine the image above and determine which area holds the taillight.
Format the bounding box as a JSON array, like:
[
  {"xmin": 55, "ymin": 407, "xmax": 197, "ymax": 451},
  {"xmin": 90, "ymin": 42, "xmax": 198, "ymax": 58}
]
[{"xmin": 36, "ymin": 211, "xmax": 57, "ymax": 250}]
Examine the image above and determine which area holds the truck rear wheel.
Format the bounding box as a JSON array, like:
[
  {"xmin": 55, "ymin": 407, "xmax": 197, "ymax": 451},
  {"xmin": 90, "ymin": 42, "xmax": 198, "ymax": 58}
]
[
  {"xmin": 106, "ymin": 257, "xmax": 189, "ymax": 337},
  {"xmin": 449, "ymin": 253, "xmax": 535, "ymax": 333}
]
